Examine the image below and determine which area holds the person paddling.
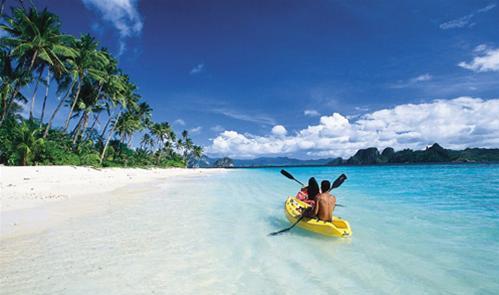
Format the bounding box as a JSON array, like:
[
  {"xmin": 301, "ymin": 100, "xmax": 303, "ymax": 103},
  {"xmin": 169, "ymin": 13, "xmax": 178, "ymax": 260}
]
[
  {"xmin": 313, "ymin": 180, "xmax": 336, "ymax": 222},
  {"xmin": 295, "ymin": 177, "xmax": 319, "ymax": 205}
]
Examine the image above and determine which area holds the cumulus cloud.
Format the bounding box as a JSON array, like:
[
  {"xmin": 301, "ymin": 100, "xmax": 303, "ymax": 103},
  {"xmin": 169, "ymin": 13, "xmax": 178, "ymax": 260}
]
[
  {"xmin": 207, "ymin": 97, "xmax": 499, "ymax": 158},
  {"xmin": 440, "ymin": 3, "xmax": 496, "ymax": 30},
  {"xmin": 458, "ymin": 45, "xmax": 499, "ymax": 72},
  {"xmin": 81, "ymin": 0, "xmax": 143, "ymax": 54},
  {"xmin": 271, "ymin": 125, "xmax": 287, "ymax": 136},
  {"xmin": 304, "ymin": 109, "xmax": 320, "ymax": 117},
  {"xmin": 190, "ymin": 63, "xmax": 205, "ymax": 75}
]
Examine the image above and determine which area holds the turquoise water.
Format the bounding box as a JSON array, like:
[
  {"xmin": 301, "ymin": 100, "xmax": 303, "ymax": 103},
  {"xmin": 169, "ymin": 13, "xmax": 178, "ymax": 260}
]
[{"xmin": 1, "ymin": 164, "xmax": 498, "ymax": 294}]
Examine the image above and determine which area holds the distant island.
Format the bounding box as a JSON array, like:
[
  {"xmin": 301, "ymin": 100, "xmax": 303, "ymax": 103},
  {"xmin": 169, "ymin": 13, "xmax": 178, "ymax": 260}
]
[{"xmin": 193, "ymin": 143, "xmax": 499, "ymax": 168}]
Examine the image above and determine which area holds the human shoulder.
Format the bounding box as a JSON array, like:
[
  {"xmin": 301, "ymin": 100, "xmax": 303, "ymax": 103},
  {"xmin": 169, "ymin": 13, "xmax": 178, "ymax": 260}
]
[{"xmin": 317, "ymin": 193, "xmax": 328, "ymax": 201}]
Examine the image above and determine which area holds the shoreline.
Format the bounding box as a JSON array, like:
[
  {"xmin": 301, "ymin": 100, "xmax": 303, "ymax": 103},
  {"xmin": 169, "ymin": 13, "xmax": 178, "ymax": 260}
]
[
  {"xmin": 222, "ymin": 161, "xmax": 499, "ymax": 169},
  {"xmin": 0, "ymin": 166, "xmax": 226, "ymax": 240}
]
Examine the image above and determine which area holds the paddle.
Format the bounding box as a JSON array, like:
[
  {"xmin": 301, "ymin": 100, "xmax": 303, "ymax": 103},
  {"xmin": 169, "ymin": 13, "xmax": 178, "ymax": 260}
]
[
  {"xmin": 279, "ymin": 169, "xmax": 345, "ymax": 207},
  {"xmin": 280, "ymin": 169, "xmax": 305, "ymax": 186},
  {"xmin": 269, "ymin": 173, "xmax": 347, "ymax": 236}
]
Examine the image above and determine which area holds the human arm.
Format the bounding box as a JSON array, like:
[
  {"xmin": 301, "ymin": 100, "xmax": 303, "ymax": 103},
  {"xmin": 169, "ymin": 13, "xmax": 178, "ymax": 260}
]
[
  {"xmin": 330, "ymin": 195, "xmax": 336, "ymax": 213},
  {"xmin": 313, "ymin": 196, "xmax": 320, "ymax": 216}
]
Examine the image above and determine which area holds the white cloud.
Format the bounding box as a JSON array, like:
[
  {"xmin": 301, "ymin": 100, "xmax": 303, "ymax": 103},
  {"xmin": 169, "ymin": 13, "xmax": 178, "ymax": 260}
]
[
  {"xmin": 190, "ymin": 126, "xmax": 202, "ymax": 134},
  {"xmin": 174, "ymin": 119, "xmax": 186, "ymax": 126},
  {"xmin": 458, "ymin": 45, "xmax": 499, "ymax": 72},
  {"xmin": 207, "ymin": 97, "xmax": 499, "ymax": 158},
  {"xmin": 354, "ymin": 106, "xmax": 369, "ymax": 112},
  {"xmin": 411, "ymin": 73, "xmax": 432, "ymax": 82},
  {"xmin": 390, "ymin": 73, "xmax": 433, "ymax": 89},
  {"xmin": 190, "ymin": 63, "xmax": 204, "ymax": 75},
  {"xmin": 271, "ymin": 125, "xmax": 287, "ymax": 136},
  {"xmin": 477, "ymin": 3, "xmax": 497, "ymax": 13},
  {"xmin": 81, "ymin": 0, "xmax": 143, "ymax": 54},
  {"xmin": 304, "ymin": 109, "xmax": 320, "ymax": 117},
  {"xmin": 211, "ymin": 125, "xmax": 225, "ymax": 132},
  {"xmin": 440, "ymin": 15, "xmax": 474, "ymax": 30},
  {"xmin": 212, "ymin": 108, "xmax": 276, "ymax": 125},
  {"xmin": 440, "ymin": 3, "xmax": 496, "ymax": 30}
]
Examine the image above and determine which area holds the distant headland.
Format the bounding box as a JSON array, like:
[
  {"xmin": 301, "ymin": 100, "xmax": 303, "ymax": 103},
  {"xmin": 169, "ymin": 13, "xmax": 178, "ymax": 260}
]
[{"xmin": 194, "ymin": 143, "xmax": 499, "ymax": 168}]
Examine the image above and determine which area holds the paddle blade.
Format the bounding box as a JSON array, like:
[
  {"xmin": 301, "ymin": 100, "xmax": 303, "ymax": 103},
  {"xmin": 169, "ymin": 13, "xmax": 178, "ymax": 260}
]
[
  {"xmin": 331, "ymin": 174, "xmax": 347, "ymax": 190},
  {"xmin": 268, "ymin": 229, "xmax": 289, "ymax": 236},
  {"xmin": 280, "ymin": 169, "xmax": 294, "ymax": 180},
  {"xmin": 280, "ymin": 169, "xmax": 305, "ymax": 186}
]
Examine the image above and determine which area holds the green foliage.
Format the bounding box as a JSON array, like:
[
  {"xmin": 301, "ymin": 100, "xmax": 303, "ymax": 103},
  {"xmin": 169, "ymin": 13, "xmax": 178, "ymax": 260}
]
[
  {"xmin": 0, "ymin": 5, "xmax": 203, "ymax": 168},
  {"xmin": 327, "ymin": 143, "xmax": 499, "ymax": 166},
  {"xmin": 0, "ymin": 118, "xmax": 188, "ymax": 167}
]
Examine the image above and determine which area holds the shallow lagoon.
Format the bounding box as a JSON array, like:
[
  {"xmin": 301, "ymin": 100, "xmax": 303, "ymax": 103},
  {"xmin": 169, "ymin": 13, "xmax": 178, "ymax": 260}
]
[{"xmin": 1, "ymin": 164, "xmax": 498, "ymax": 294}]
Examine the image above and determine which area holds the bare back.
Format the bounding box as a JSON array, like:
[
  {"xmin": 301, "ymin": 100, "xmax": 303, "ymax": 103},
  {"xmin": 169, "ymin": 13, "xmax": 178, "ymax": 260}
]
[{"xmin": 313, "ymin": 193, "xmax": 336, "ymax": 222}]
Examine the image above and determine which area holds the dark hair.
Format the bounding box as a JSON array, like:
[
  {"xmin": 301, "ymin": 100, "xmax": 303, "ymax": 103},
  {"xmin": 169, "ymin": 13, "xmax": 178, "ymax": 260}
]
[
  {"xmin": 307, "ymin": 177, "xmax": 319, "ymax": 200},
  {"xmin": 321, "ymin": 180, "xmax": 331, "ymax": 193}
]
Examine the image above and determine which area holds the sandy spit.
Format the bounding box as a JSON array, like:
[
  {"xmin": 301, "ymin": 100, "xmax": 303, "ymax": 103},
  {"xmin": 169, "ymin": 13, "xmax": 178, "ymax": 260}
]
[{"xmin": 0, "ymin": 166, "xmax": 225, "ymax": 239}]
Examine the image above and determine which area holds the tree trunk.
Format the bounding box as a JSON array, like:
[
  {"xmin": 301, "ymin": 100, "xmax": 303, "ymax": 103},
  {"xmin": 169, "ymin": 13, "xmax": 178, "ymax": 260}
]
[
  {"xmin": 82, "ymin": 112, "xmax": 90, "ymax": 134},
  {"xmin": 1, "ymin": 92, "xmax": 6, "ymax": 120},
  {"xmin": 43, "ymin": 80, "xmax": 75, "ymax": 138},
  {"xmin": 27, "ymin": 50, "xmax": 38, "ymax": 74},
  {"xmin": 72, "ymin": 111, "xmax": 88, "ymax": 145},
  {"xmin": 1, "ymin": 0, "xmax": 6, "ymax": 16},
  {"xmin": 89, "ymin": 113, "xmax": 100, "ymax": 130},
  {"xmin": 63, "ymin": 78, "xmax": 81, "ymax": 132},
  {"xmin": 22, "ymin": 153, "xmax": 27, "ymax": 166},
  {"xmin": 40, "ymin": 71, "xmax": 51, "ymax": 125},
  {"xmin": 29, "ymin": 69, "xmax": 43, "ymax": 120},
  {"xmin": 0, "ymin": 86, "xmax": 19, "ymax": 126},
  {"xmin": 1, "ymin": 89, "xmax": 8, "ymax": 124},
  {"xmin": 100, "ymin": 113, "xmax": 113, "ymax": 139},
  {"xmin": 71, "ymin": 113, "xmax": 84, "ymax": 138},
  {"xmin": 99, "ymin": 124, "xmax": 116, "ymax": 164}
]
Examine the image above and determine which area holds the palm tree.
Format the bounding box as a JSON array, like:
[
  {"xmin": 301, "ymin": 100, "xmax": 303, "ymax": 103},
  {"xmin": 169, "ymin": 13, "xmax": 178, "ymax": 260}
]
[
  {"xmin": 140, "ymin": 133, "xmax": 154, "ymax": 151},
  {"xmin": 99, "ymin": 73, "xmax": 130, "ymax": 138},
  {"xmin": 193, "ymin": 145, "xmax": 203, "ymax": 159},
  {"xmin": 39, "ymin": 70, "xmax": 50, "ymax": 124},
  {"xmin": 70, "ymin": 78, "xmax": 102, "ymax": 145},
  {"xmin": 149, "ymin": 121, "xmax": 177, "ymax": 164},
  {"xmin": 43, "ymin": 71, "xmax": 76, "ymax": 137},
  {"xmin": 0, "ymin": 48, "xmax": 33, "ymax": 123},
  {"xmin": 85, "ymin": 49, "xmax": 117, "ymax": 132},
  {"xmin": 114, "ymin": 110, "xmax": 141, "ymax": 144},
  {"xmin": 188, "ymin": 145, "xmax": 204, "ymax": 167},
  {"xmin": 98, "ymin": 77, "xmax": 139, "ymax": 164},
  {"xmin": 1, "ymin": 8, "xmax": 76, "ymax": 119},
  {"xmin": 62, "ymin": 34, "xmax": 107, "ymax": 132},
  {"xmin": 11, "ymin": 120, "xmax": 45, "ymax": 165}
]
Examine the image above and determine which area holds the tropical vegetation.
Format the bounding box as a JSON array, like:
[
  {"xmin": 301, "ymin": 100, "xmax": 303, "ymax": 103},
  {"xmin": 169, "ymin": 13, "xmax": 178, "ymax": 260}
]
[{"xmin": 0, "ymin": 3, "xmax": 203, "ymax": 167}]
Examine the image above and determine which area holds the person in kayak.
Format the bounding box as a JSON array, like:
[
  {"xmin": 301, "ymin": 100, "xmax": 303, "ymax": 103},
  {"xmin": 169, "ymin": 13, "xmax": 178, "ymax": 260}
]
[
  {"xmin": 313, "ymin": 180, "xmax": 336, "ymax": 222},
  {"xmin": 296, "ymin": 177, "xmax": 319, "ymax": 206}
]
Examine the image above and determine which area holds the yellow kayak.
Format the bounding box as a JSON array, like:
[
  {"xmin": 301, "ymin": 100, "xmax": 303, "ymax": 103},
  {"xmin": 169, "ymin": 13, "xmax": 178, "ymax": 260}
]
[{"xmin": 284, "ymin": 197, "xmax": 352, "ymax": 238}]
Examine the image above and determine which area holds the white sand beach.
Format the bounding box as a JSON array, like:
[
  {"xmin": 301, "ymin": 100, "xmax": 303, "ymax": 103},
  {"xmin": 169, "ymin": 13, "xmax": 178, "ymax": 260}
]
[{"xmin": 0, "ymin": 166, "xmax": 224, "ymax": 239}]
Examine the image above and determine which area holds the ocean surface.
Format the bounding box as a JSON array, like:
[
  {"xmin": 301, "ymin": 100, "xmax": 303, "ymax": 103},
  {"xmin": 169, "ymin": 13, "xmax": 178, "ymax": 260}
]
[{"xmin": 1, "ymin": 164, "xmax": 499, "ymax": 294}]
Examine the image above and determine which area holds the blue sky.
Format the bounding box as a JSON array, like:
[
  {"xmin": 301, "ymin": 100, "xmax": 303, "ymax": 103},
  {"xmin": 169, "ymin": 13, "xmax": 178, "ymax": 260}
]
[{"xmin": 10, "ymin": 0, "xmax": 499, "ymax": 158}]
